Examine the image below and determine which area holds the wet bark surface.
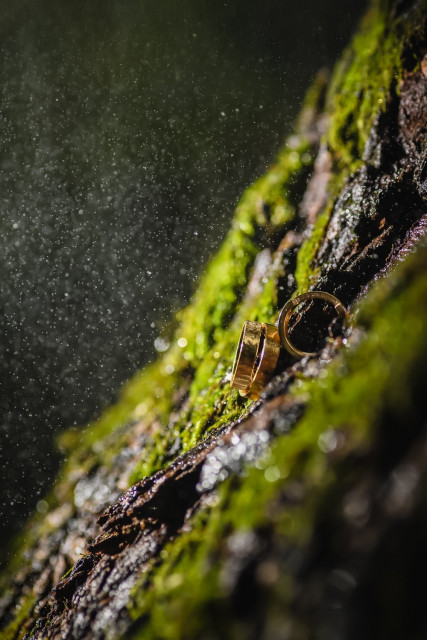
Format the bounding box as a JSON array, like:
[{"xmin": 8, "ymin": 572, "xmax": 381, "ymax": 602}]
[
  {"xmin": 315, "ymin": 68, "xmax": 427, "ymax": 302},
  {"xmin": 1, "ymin": 3, "xmax": 427, "ymax": 639}
]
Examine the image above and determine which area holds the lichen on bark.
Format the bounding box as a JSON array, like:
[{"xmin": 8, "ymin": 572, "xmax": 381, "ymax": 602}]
[{"xmin": 1, "ymin": 0, "xmax": 427, "ymax": 638}]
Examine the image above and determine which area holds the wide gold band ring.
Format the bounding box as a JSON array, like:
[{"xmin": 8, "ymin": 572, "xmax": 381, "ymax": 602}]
[
  {"xmin": 230, "ymin": 321, "xmax": 262, "ymax": 391},
  {"xmin": 230, "ymin": 321, "xmax": 280, "ymax": 399},
  {"xmin": 278, "ymin": 291, "xmax": 348, "ymax": 359}
]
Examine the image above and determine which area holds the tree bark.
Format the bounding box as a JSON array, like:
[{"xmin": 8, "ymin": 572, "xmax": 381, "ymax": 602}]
[{"xmin": 1, "ymin": 1, "xmax": 427, "ymax": 638}]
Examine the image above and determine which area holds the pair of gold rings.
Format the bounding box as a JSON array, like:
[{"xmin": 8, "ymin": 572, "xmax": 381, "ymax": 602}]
[{"xmin": 230, "ymin": 291, "xmax": 348, "ymax": 399}]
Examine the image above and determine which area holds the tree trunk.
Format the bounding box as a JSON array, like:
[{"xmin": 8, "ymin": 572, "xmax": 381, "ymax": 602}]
[{"xmin": 2, "ymin": 1, "xmax": 427, "ymax": 638}]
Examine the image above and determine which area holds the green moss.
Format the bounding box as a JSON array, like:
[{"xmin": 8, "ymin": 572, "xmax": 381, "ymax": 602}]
[
  {"xmin": 0, "ymin": 589, "xmax": 36, "ymax": 640},
  {"xmin": 126, "ymin": 242, "xmax": 427, "ymax": 640},
  {"xmin": 293, "ymin": 0, "xmax": 427, "ymax": 296},
  {"xmin": 326, "ymin": 0, "xmax": 425, "ymax": 172},
  {"xmin": 294, "ymin": 206, "xmax": 331, "ymax": 293}
]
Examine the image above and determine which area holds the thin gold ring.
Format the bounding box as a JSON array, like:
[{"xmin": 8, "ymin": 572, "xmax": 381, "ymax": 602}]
[{"xmin": 278, "ymin": 291, "xmax": 348, "ymax": 359}]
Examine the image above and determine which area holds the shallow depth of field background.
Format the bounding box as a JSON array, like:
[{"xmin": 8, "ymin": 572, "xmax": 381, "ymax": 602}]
[{"xmin": 0, "ymin": 0, "xmax": 366, "ymax": 547}]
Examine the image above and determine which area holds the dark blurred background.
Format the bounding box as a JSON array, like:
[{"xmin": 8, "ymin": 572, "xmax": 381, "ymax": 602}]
[{"xmin": 0, "ymin": 0, "xmax": 367, "ymax": 547}]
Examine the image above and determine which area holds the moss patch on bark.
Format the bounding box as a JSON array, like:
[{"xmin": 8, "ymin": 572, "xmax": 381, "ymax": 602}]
[{"xmin": 1, "ymin": 1, "xmax": 427, "ymax": 637}]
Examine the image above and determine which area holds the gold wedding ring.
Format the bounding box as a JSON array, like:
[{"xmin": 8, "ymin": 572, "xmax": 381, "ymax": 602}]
[
  {"xmin": 278, "ymin": 291, "xmax": 348, "ymax": 359},
  {"xmin": 230, "ymin": 321, "xmax": 280, "ymax": 399}
]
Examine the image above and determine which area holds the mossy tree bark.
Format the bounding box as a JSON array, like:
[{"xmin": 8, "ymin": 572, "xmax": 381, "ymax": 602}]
[{"xmin": 1, "ymin": 0, "xmax": 427, "ymax": 638}]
